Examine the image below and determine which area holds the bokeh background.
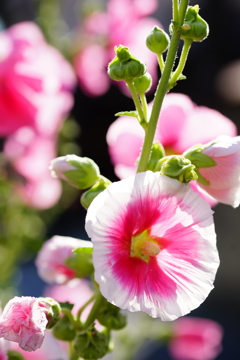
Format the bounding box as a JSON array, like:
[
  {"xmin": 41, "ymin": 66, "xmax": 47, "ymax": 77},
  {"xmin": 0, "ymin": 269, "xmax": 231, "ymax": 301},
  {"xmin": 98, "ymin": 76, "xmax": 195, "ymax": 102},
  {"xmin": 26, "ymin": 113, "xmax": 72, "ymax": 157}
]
[{"xmin": 0, "ymin": 0, "xmax": 240, "ymax": 359}]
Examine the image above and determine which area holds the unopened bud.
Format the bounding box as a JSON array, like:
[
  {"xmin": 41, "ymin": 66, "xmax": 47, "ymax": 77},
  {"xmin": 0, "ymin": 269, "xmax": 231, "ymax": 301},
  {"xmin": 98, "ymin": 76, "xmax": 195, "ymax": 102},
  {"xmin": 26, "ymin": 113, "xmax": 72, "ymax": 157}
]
[
  {"xmin": 97, "ymin": 301, "xmax": 127, "ymax": 330},
  {"xmin": 50, "ymin": 155, "xmax": 100, "ymax": 190},
  {"xmin": 158, "ymin": 155, "xmax": 198, "ymax": 183},
  {"xmin": 74, "ymin": 327, "xmax": 109, "ymax": 360},
  {"xmin": 133, "ymin": 72, "xmax": 152, "ymax": 94},
  {"xmin": 81, "ymin": 176, "xmax": 112, "ymax": 209},
  {"xmin": 181, "ymin": 5, "xmax": 209, "ymax": 42},
  {"xmin": 38, "ymin": 297, "xmax": 61, "ymax": 329},
  {"xmin": 52, "ymin": 314, "xmax": 76, "ymax": 341},
  {"xmin": 146, "ymin": 26, "xmax": 170, "ymax": 54},
  {"xmin": 7, "ymin": 351, "xmax": 25, "ymax": 360},
  {"xmin": 108, "ymin": 45, "xmax": 147, "ymax": 81}
]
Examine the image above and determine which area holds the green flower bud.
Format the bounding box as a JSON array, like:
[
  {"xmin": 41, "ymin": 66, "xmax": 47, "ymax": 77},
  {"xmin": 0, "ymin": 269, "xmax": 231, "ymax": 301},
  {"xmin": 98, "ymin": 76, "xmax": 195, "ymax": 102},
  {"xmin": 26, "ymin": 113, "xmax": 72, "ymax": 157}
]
[
  {"xmin": 146, "ymin": 26, "xmax": 170, "ymax": 54},
  {"xmin": 74, "ymin": 327, "xmax": 109, "ymax": 360},
  {"xmin": 81, "ymin": 176, "xmax": 112, "ymax": 209},
  {"xmin": 7, "ymin": 351, "xmax": 25, "ymax": 360},
  {"xmin": 50, "ymin": 155, "xmax": 100, "ymax": 190},
  {"xmin": 181, "ymin": 5, "xmax": 209, "ymax": 42},
  {"xmin": 38, "ymin": 297, "xmax": 61, "ymax": 329},
  {"xmin": 147, "ymin": 142, "xmax": 166, "ymax": 171},
  {"xmin": 108, "ymin": 45, "xmax": 147, "ymax": 81},
  {"xmin": 133, "ymin": 72, "xmax": 152, "ymax": 94},
  {"xmin": 158, "ymin": 155, "xmax": 198, "ymax": 183},
  {"xmin": 52, "ymin": 314, "xmax": 76, "ymax": 341},
  {"xmin": 65, "ymin": 246, "xmax": 94, "ymax": 278},
  {"xmin": 97, "ymin": 301, "xmax": 127, "ymax": 330}
]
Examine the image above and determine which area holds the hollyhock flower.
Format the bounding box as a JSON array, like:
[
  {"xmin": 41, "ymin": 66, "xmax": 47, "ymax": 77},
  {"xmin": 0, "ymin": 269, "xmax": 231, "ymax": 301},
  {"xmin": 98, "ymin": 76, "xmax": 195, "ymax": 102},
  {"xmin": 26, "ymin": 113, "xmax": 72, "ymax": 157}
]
[
  {"xmin": 168, "ymin": 317, "xmax": 223, "ymax": 360},
  {"xmin": 85, "ymin": 171, "xmax": 219, "ymax": 321},
  {"xmin": 195, "ymin": 136, "xmax": 240, "ymax": 208},
  {"xmin": 0, "ymin": 297, "xmax": 48, "ymax": 352},
  {"xmin": 107, "ymin": 93, "xmax": 237, "ymax": 204},
  {"xmin": 0, "ymin": 338, "xmax": 9, "ymax": 360},
  {"xmin": 11, "ymin": 330, "xmax": 68, "ymax": 360},
  {"xmin": 74, "ymin": 0, "xmax": 161, "ymax": 96},
  {"xmin": 35, "ymin": 236, "xmax": 92, "ymax": 284},
  {"xmin": 0, "ymin": 21, "xmax": 76, "ymax": 137}
]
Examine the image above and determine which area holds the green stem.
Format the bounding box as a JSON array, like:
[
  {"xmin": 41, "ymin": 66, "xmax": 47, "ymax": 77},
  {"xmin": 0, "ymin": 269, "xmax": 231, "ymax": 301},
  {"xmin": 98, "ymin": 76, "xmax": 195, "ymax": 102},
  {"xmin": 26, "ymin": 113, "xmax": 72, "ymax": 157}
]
[
  {"xmin": 173, "ymin": 0, "xmax": 179, "ymax": 23},
  {"xmin": 168, "ymin": 38, "xmax": 192, "ymax": 88},
  {"xmin": 126, "ymin": 80, "xmax": 146, "ymax": 124},
  {"xmin": 157, "ymin": 54, "xmax": 165, "ymax": 73},
  {"xmin": 77, "ymin": 294, "xmax": 96, "ymax": 322},
  {"xmin": 61, "ymin": 308, "xmax": 76, "ymax": 328},
  {"xmin": 139, "ymin": 93, "xmax": 148, "ymax": 120},
  {"xmin": 82, "ymin": 291, "xmax": 104, "ymax": 331},
  {"xmin": 137, "ymin": 0, "xmax": 190, "ymax": 173}
]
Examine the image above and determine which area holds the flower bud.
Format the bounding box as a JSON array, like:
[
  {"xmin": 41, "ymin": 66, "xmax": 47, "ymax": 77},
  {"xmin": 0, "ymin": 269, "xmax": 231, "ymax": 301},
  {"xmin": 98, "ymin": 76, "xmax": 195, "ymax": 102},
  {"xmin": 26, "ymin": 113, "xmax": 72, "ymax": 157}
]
[
  {"xmin": 181, "ymin": 5, "xmax": 209, "ymax": 42},
  {"xmin": 74, "ymin": 327, "xmax": 109, "ymax": 360},
  {"xmin": 7, "ymin": 351, "xmax": 25, "ymax": 360},
  {"xmin": 146, "ymin": 26, "xmax": 170, "ymax": 54},
  {"xmin": 81, "ymin": 176, "xmax": 112, "ymax": 209},
  {"xmin": 50, "ymin": 155, "xmax": 100, "ymax": 190},
  {"xmin": 97, "ymin": 301, "xmax": 127, "ymax": 330},
  {"xmin": 38, "ymin": 297, "xmax": 61, "ymax": 329},
  {"xmin": 133, "ymin": 72, "xmax": 152, "ymax": 94},
  {"xmin": 52, "ymin": 314, "xmax": 76, "ymax": 341},
  {"xmin": 108, "ymin": 45, "xmax": 147, "ymax": 81},
  {"xmin": 158, "ymin": 155, "xmax": 198, "ymax": 183}
]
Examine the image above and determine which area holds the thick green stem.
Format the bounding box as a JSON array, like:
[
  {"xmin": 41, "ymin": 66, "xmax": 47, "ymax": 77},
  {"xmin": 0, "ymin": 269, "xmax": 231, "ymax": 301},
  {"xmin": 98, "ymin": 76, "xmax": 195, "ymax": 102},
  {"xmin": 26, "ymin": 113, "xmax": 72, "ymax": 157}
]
[
  {"xmin": 126, "ymin": 80, "xmax": 146, "ymax": 123},
  {"xmin": 168, "ymin": 38, "xmax": 192, "ymax": 87},
  {"xmin": 136, "ymin": 0, "xmax": 189, "ymax": 173},
  {"xmin": 82, "ymin": 291, "xmax": 104, "ymax": 331}
]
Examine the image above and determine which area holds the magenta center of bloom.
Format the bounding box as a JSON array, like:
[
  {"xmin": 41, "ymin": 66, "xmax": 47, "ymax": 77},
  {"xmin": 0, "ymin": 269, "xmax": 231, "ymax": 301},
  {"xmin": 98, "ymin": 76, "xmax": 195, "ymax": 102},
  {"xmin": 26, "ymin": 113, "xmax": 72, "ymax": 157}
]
[{"xmin": 131, "ymin": 229, "xmax": 161, "ymax": 262}]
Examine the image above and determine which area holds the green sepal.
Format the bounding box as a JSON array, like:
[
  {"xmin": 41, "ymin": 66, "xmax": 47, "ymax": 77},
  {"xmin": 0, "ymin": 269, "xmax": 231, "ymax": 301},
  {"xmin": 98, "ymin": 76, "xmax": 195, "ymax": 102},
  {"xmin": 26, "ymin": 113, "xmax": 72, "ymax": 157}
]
[
  {"xmin": 58, "ymin": 302, "xmax": 74, "ymax": 311},
  {"xmin": 74, "ymin": 326, "xmax": 109, "ymax": 360},
  {"xmin": 184, "ymin": 145, "xmax": 216, "ymax": 168},
  {"xmin": 38, "ymin": 297, "xmax": 61, "ymax": 329},
  {"xmin": 97, "ymin": 300, "xmax": 127, "ymax": 330},
  {"xmin": 81, "ymin": 176, "xmax": 112, "ymax": 209},
  {"xmin": 65, "ymin": 247, "xmax": 94, "ymax": 278},
  {"xmin": 108, "ymin": 45, "xmax": 147, "ymax": 81},
  {"xmin": 147, "ymin": 142, "xmax": 166, "ymax": 171},
  {"xmin": 115, "ymin": 111, "xmax": 138, "ymax": 118},
  {"xmin": 52, "ymin": 314, "xmax": 76, "ymax": 341},
  {"xmin": 7, "ymin": 351, "xmax": 25, "ymax": 360},
  {"xmin": 181, "ymin": 5, "xmax": 209, "ymax": 42},
  {"xmin": 195, "ymin": 169, "xmax": 210, "ymax": 185}
]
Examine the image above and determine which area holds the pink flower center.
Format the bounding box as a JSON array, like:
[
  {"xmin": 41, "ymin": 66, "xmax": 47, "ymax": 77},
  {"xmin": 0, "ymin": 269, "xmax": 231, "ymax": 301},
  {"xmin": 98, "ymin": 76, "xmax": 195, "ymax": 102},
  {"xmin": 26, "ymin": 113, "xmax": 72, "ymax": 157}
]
[{"xmin": 130, "ymin": 229, "xmax": 161, "ymax": 262}]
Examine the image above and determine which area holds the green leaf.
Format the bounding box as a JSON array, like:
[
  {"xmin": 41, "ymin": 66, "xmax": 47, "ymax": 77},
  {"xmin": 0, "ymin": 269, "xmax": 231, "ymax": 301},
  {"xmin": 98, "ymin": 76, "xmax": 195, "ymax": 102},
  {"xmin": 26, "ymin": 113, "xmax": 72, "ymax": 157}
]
[{"xmin": 115, "ymin": 111, "xmax": 138, "ymax": 118}]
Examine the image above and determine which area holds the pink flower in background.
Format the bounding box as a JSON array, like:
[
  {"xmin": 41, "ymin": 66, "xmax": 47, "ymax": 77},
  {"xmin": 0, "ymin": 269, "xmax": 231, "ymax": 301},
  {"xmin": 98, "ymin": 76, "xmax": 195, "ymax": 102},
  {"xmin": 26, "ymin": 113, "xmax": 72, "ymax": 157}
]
[
  {"xmin": 197, "ymin": 136, "xmax": 240, "ymax": 207},
  {"xmin": 74, "ymin": 0, "xmax": 161, "ymax": 96},
  {"xmin": 11, "ymin": 330, "xmax": 68, "ymax": 360},
  {"xmin": 0, "ymin": 338, "xmax": 9, "ymax": 360},
  {"xmin": 86, "ymin": 171, "xmax": 219, "ymax": 320},
  {"xmin": 35, "ymin": 236, "xmax": 92, "ymax": 284},
  {"xmin": 0, "ymin": 297, "xmax": 48, "ymax": 352},
  {"xmin": 168, "ymin": 317, "xmax": 223, "ymax": 360},
  {"xmin": 107, "ymin": 93, "xmax": 237, "ymax": 205},
  {"xmin": 0, "ymin": 21, "xmax": 76, "ymax": 137}
]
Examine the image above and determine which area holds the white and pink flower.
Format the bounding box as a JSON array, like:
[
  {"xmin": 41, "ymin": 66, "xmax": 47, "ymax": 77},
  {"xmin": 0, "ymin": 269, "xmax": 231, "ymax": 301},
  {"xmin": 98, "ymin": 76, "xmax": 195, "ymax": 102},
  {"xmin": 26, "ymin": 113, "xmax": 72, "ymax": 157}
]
[
  {"xmin": 0, "ymin": 297, "xmax": 48, "ymax": 352},
  {"xmin": 196, "ymin": 136, "xmax": 240, "ymax": 208},
  {"xmin": 85, "ymin": 171, "xmax": 219, "ymax": 321},
  {"xmin": 168, "ymin": 317, "xmax": 223, "ymax": 360},
  {"xmin": 35, "ymin": 236, "xmax": 92, "ymax": 284}
]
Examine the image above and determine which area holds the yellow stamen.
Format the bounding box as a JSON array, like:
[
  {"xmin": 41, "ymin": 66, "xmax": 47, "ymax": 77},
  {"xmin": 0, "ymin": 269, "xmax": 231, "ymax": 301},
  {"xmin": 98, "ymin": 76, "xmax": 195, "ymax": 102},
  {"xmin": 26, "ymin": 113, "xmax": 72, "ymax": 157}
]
[{"xmin": 131, "ymin": 230, "xmax": 161, "ymax": 262}]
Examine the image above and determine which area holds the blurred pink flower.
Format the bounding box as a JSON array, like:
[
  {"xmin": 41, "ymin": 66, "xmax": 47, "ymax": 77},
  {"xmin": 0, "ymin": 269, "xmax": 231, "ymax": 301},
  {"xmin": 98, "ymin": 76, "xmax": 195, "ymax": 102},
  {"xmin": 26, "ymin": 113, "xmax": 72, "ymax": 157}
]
[
  {"xmin": 0, "ymin": 297, "xmax": 48, "ymax": 352},
  {"xmin": 0, "ymin": 338, "xmax": 9, "ymax": 360},
  {"xmin": 74, "ymin": 0, "xmax": 161, "ymax": 96},
  {"xmin": 168, "ymin": 317, "xmax": 223, "ymax": 360},
  {"xmin": 107, "ymin": 93, "xmax": 237, "ymax": 205},
  {"xmin": 86, "ymin": 171, "xmax": 219, "ymax": 320},
  {"xmin": 0, "ymin": 21, "xmax": 76, "ymax": 137},
  {"xmin": 11, "ymin": 330, "xmax": 68, "ymax": 360},
  {"xmin": 35, "ymin": 235, "xmax": 92, "ymax": 284},
  {"xmin": 197, "ymin": 136, "xmax": 240, "ymax": 207}
]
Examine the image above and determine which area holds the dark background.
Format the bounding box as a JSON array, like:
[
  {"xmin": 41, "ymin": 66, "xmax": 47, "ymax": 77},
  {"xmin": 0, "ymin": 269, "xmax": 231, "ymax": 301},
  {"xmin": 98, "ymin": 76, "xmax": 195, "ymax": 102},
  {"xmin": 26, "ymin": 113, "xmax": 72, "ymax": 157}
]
[{"xmin": 1, "ymin": 0, "xmax": 240, "ymax": 359}]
